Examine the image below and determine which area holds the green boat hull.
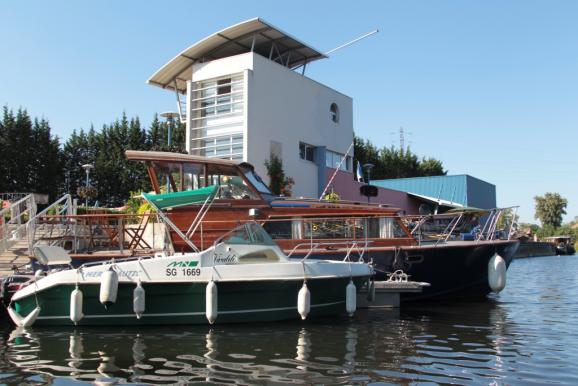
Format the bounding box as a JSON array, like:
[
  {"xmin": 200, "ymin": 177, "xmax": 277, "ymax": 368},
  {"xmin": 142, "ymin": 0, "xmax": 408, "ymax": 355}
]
[{"xmin": 13, "ymin": 277, "xmax": 367, "ymax": 326}]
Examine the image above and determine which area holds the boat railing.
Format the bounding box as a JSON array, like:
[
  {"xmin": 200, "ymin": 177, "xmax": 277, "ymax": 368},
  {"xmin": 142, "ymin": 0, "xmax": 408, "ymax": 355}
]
[
  {"xmin": 405, "ymin": 206, "xmax": 520, "ymax": 244},
  {"xmin": 286, "ymin": 240, "xmax": 373, "ymax": 262},
  {"xmin": 78, "ymin": 252, "xmax": 162, "ymax": 269},
  {"xmin": 194, "ymin": 215, "xmax": 414, "ymax": 250}
]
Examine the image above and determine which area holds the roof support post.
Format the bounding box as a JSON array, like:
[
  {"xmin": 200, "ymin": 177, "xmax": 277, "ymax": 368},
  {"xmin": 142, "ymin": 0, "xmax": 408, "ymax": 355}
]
[
  {"xmin": 174, "ymin": 80, "xmax": 185, "ymax": 122},
  {"xmin": 185, "ymin": 80, "xmax": 193, "ymax": 154}
]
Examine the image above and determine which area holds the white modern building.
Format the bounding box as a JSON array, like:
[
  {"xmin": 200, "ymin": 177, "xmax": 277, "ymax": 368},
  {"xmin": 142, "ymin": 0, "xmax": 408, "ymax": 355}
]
[{"xmin": 147, "ymin": 18, "xmax": 353, "ymax": 198}]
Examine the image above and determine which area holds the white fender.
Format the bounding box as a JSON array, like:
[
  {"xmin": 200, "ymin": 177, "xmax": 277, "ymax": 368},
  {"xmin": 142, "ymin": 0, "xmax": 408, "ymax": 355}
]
[
  {"xmin": 70, "ymin": 287, "xmax": 84, "ymax": 324},
  {"xmin": 133, "ymin": 282, "xmax": 145, "ymax": 319},
  {"xmin": 206, "ymin": 280, "xmax": 218, "ymax": 324},
  {"xmin": 366, "ymin": 279, "xmax": 376, "ymax": 302},
  {"xmin": 488, "ymin": 253, "xmax": 507, "ymax": 293},
  {"xmin": 346, "ymin": 280, "xmax": 357, "ymax": 317},
  {"xmin": 99, "ymin": 267, "xmax": 118, "ymax": 308},
  {"xmin": 34, "ymin": 270, "xmax": 45, "ymax": 281},
  {"xmin": 297, "ymin": 282, "xmax": 311, "ymax": 320},
  {"xmin": 8, "ymin": 306, "xmax": 41, "ymax": 327}
]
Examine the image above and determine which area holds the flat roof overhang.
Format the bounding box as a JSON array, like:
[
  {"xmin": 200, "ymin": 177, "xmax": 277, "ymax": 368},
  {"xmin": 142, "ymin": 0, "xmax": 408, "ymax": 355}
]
[{"xmin": 148, "ymin": 17, "xmax": 327, "ymax": 94}]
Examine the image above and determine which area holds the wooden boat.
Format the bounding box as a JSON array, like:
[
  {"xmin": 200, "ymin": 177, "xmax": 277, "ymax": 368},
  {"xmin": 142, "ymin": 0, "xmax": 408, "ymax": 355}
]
[
  {"xmin": 7, "ymin": 222, "xmax": 372, "ymax": 326},
  {"xmin": 125, "ymin": 150, "xmax": 519, "ymax": 301}
]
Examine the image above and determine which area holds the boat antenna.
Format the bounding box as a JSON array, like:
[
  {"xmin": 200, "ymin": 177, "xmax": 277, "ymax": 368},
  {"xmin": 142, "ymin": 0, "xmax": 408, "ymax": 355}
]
[{"xmin": 323, "ymin": 29, "xmax": 379, "ymax": 56}]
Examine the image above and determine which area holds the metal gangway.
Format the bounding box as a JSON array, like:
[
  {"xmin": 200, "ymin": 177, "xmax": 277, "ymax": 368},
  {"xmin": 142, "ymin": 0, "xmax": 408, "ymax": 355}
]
[
  {"xmin": 0, "ymin": 193, "xmax": 74, "ymax": 275},
  {"xmin": 0, "ymin": 194, "xmax": 37, "ymax": 254}
]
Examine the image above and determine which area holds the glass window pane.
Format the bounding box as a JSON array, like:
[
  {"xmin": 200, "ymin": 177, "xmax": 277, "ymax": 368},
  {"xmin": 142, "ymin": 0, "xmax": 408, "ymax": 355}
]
[
  {"xmin": 263, "ymin": 220, "xmax": 292, "ymax": 239},
  {"xmin": 216, "ymin": 137, "xmax": 230, "ymax": 145},
  {"xmin": 305, "ymin": 146, "xmax": 314, "ymax": 161}
]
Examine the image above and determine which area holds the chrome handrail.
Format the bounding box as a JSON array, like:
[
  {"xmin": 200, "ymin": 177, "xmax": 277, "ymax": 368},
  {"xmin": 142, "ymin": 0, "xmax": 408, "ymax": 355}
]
[
  {"xmin": 26, "ymin": 194, "xmax": 73, "ymax": 254},
  {"xmin": 0, "ymin": 193, "xmax": 36, "ymax": 254},
  {"xmin": 286, "ymin": 240, "xmax": 373, "ymax": 261}
]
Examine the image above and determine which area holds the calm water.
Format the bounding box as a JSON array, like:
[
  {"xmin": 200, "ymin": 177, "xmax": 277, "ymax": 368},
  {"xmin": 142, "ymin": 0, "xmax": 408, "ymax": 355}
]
[{"xmin": 1, "ymin": 255, "xmax": 577, "ymax": 385}]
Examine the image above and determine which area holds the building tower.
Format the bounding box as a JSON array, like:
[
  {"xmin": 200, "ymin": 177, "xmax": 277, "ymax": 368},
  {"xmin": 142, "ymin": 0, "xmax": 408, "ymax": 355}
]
[{"xmin": 147, "ymin": 18, "xmax": 353, "ymax": 198}]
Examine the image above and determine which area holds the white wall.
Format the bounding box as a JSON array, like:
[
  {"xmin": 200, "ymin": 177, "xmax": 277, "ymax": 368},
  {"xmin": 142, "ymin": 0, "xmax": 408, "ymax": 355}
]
[
  {"xmin": 246, "ymin": 53, "xmax": 353, "ymax": 198},
  {"xmin": 187, "ymin": 52, "xmax": 354, "ymax": 198},
  {"xmin": 191, "ymin": 54, "xmax": 253, "ymax": 82}
]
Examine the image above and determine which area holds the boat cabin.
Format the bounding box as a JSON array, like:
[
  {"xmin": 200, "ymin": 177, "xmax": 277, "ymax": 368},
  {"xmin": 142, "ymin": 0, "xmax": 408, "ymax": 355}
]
[{"xmin": 126, "ymin": 150, "xmax": 416, "ymax": 252}]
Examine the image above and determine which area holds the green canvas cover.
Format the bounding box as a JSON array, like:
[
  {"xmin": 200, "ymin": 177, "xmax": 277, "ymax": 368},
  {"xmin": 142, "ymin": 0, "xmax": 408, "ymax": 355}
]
[{"xmin": 143, "ymin": 185, "xmax": 218, "ymax": 210}]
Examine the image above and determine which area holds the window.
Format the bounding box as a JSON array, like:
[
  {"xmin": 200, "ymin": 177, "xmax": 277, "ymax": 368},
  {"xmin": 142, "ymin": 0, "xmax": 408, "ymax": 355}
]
[
  {"xmin": 299, "ymin": 143, "xmax": 315, "ymax": 162},
  {"xmin": 205, "ymin": 164, "xmax": 258, "ymax": 200},
  {"xmin": 190, "ymin": 73, "xmax": 245, "ymax": 161},
  {"xmin": 263, "ymin": 220, "xmax": 293, "ymax": 239},
  {"xmin": 303, "ymin": 219, "xmax": 357, "ymax": 239},
  {"xmin": 325, "ymin": 150, "xmax": 352, "ymax": 172},
  {"xmin": 330, "ymin": 103, "xmax": 339, "ymax": 123}
]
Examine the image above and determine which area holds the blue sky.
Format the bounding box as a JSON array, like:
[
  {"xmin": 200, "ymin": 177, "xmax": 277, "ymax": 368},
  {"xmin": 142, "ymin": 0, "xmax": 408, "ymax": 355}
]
[{"xmin": 1, "ymin": 1, "xmax": 577, "ymax": 223}]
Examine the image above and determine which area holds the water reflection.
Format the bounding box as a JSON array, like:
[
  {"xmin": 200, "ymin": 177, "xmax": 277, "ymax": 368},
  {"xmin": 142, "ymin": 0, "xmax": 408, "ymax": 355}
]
[
  {"xmin": 0, "ymin": 305, "xmax": 512, "ymax": 385},
  {"xmin": 1, "ymin": 256, "xmax": 578, "ymax": 385}
]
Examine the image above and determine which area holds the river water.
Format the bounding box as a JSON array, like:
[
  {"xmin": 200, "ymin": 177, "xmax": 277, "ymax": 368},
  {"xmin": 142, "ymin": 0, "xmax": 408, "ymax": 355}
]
[{"xmin": 1, "ymin": 255, "xmax": 577, "ymax": 385}]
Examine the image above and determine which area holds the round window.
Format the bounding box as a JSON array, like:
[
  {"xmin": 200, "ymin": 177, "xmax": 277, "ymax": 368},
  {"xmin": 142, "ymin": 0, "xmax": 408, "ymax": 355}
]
[{"xmin": 330, "ymin": 103, "xmax": 339, "ymax": 123}]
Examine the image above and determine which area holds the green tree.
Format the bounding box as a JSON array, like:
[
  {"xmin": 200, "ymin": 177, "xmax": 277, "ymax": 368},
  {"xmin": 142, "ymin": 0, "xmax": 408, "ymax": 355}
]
[
  {"xmin": 353, "ymin": 134, "xmax": 446, "ymax": 180},
  {"xmin": 418, "ymin": 157, "xmax": 446, "ymax": 176},
  {"xmin": 0, "ymin": 106, "xmax": 63, "ymax": 198},
  {"xmin": 264, "ymin": 154, "xmax": 294, "ymax": 196},
  {"xmin": 31, "ymin": 118, "xmax": 63, "ymax": 199},
  {"xmin": 534, "ymin": 192, "xmax": 567, "ymax": 228}
]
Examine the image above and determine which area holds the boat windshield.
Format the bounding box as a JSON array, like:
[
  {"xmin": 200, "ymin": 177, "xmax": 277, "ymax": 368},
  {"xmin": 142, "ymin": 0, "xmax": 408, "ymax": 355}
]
[
  {"xmin": 218, "ymin": 222, "xmax": 277, "ymax": 246},
  {"xmin": 149, "ymin": 161, "xmax": 261, "ymax": 200},
  {"xmin": 241, "ymin": 167, "xmax": 273, "ymax": 197}
]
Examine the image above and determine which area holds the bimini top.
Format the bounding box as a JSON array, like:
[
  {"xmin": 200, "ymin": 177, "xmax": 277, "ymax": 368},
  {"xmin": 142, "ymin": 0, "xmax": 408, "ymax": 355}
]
[{"xmin": 148, "ymin": 17, "xmax": 327, "ymax": 93}]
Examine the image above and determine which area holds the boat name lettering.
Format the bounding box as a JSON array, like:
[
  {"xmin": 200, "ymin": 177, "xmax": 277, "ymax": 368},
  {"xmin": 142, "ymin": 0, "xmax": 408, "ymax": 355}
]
[
  {"xmin": 214, "ymin": 253, "xmax": 238, "ymax": 264},
  {"xmin": 167, "ymin": 261, "xmax": 199, "ymax": 268},
  {"xmin": 84, "ymin": 270, "xmax": 138, "ymax": 278}
]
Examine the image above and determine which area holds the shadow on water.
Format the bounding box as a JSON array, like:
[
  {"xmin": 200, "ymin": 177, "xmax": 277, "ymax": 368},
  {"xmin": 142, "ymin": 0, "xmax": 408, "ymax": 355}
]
[{"xmin": 1, "ymin": 256, "xmax": 578, "ymax": 385}]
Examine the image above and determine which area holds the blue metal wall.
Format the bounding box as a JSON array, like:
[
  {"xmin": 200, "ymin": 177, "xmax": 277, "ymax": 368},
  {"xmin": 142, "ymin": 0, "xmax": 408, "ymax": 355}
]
[
  {"xmin": 465, "ymin": 175, "xmax": 496, "ymax": 209},
  {"xmin": 372, "ymin": 175, "xmax": 496, "ymax": 209}
]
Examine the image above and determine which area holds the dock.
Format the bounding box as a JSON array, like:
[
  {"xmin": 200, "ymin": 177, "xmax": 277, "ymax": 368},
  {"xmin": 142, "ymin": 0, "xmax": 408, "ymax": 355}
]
[{"xmin": 358, "ymin": 280, "xmax": 430, "ymax": 308}]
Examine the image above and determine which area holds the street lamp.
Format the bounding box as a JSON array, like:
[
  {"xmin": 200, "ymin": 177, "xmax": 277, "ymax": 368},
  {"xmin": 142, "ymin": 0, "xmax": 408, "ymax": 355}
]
[
  {"xmin": 363, "ymin": 163, "xmax": 375, "ymax": 185},
  {"xmin": 363, "ymin": 163, "xmax": 375, "ymax": 203},
  {"xmin": 160, "ymin": 112, "xmax": 180, "ymax": 192},
  {"xmin": 160, "ymin": 111, "xmax": 180, "ymax": 149},
  {"xmin": 81, "ymin": 163, "xmax": 94, "ymax": 207}
]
